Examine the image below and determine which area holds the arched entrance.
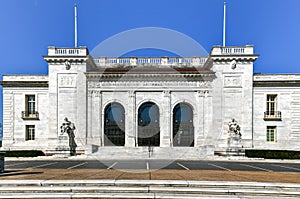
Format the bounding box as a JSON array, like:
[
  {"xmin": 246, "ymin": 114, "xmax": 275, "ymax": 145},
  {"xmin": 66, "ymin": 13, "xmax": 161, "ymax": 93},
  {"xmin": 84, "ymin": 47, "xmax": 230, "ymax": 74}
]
[
  {"xmin": 138, "ymin": 102, "xmax": 160, "ymax": 146},
  {"xmin": 104, "ymin": 102, "xmax": 125, "ymax": 146},
  {"xmin": 173, "ymin": 103, "xmax": 194, "ymax": 146}
]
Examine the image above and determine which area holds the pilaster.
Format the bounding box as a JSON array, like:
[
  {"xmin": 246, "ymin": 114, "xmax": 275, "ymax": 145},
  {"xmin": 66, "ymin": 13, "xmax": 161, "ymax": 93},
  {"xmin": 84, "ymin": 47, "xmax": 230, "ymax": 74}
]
[
  {"xmin": 161, "ymin": 90, "xmax": 171, "ymax": 147},
  {"xmin": 125, "ymin": 90, "xmax": 136, "ymax": 147}
]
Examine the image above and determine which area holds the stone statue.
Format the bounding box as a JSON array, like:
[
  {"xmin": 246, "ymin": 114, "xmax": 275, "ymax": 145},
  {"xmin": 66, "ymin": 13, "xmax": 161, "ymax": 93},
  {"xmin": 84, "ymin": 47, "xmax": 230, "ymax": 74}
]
[
  {"xmin": 226, "ymin": 118, "xmax": 243, "ymax": 155},
  {"xmin": 60, "ymin": 117, "xmax": 77, "ymax": 151},
  {"xmin": 60, "ymin": 117, "xmax": 75, "ymax": 135},
  {"xmin": 228, "ymin": 118, "xmax": 241, "ymax": 138}
]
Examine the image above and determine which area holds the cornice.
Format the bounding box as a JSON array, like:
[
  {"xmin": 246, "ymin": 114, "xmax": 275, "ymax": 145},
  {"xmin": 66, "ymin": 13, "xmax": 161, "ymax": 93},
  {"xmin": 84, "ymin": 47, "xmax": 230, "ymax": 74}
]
[
  {"xmin": 0, "ymin": 81, "xmax": 48, "ymax": 87},
  {"xmin": 85, "ymin": 72, "xmax": 215, "ymax": 79},
  {"xmin": 43, "ymin": 56, "xmax": 87, "ymax": 63},
  {"xmin": 210, "ymin": 54, "xmax": 259, "ymax": 62},
  {"xmin": 254, "ymin": 80, "xmax": 300, "ymax": 87}
]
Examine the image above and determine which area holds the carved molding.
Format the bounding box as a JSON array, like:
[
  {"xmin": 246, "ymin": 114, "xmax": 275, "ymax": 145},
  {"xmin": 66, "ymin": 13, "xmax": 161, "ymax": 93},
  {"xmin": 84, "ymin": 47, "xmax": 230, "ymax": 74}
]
[
  {"xmin": 128, "ymin": 90, "xmax": 135, "ymax": 98},
  {"xmin": 88, "ymin": 90, "xmax": 102, "ymax": 97},
  {"xmin": 196, "ymin": 90, "xmax": 209, "ymax": 97},
  {"xmin": 163, "ymin": 90, "xmax": 171, "ymax": 97},
  {"xmin": 88, "ymin": 81, "xmax": 211, "ymax": 89}
]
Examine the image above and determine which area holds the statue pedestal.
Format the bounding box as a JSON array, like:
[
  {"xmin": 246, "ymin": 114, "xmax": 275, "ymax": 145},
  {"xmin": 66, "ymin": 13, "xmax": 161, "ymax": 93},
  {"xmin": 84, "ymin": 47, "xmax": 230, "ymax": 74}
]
[
  {"xmin": 226, "ymin": 135, "xmax": 244, "ymax": 156},
  {"xmin": 227, "ymin": 134, "xmax": 242, "ymax": 148},
  {"xmin": 55, "ymin": 133, "xmax": 75, "ymax": 157}
]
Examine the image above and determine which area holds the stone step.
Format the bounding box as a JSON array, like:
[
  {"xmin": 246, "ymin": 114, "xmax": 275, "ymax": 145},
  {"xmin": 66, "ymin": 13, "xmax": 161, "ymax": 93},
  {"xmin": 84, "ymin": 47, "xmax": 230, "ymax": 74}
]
[
  {"xmin": 0, "ymin": 186, "xmax": 300, "ymax": 196},
  {"xmin": 1, "ymin": 180, "xmax": 300, "ymax": 189},
  {"xmin": 0, "ymin": 192, "xmax": 278, "ymax": 199},
  {"xmin": 0, "ymin": 180, "xmax": 299, "ymax": 198},
  {"xmin": 90, "ymin": 146, "xmax": 214, "ymax": 159}
]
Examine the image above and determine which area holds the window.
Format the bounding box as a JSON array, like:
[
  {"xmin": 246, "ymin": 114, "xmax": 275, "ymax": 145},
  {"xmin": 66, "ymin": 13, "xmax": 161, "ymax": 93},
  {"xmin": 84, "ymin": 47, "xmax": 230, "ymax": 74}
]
[
  {"xmin": 22, "ymin": 95, "xmax": 39, "ymax": 119},
  {"xmin": 26, "ymin": 95, "xmax": 36, "ymax": 115},
  {"xmin": 26, "ymin": 125, "xmax": 35, "ymax": 141},
  {"xmin": 264, "ymin": 94, "xmax": 281, "ymax": 120},
  {"xmin": 266, "ymin": 95, "xmax": 277, "ymax": 115},
  {"xmin": 266, "ymin": 126, "xmax": 276, "ymax": 142}
]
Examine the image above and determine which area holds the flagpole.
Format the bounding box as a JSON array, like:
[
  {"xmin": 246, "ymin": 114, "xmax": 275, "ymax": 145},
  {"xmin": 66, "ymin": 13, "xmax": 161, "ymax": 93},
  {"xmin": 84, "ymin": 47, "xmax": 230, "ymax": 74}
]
[
  {"xmin": 74, "ymin": 4, "xmax": 78, "ymax": 48},
  {"xmin": 223, "ymin": 2, "xmax": 226, "ymax": 47}
]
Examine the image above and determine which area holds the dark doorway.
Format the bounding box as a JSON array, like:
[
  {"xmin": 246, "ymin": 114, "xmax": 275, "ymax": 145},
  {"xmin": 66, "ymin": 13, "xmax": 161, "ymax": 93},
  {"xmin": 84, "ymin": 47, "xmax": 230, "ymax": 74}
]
[
  {"xmin": 173, "ymin": 103, "xmax": 194, "ymax": 146},
  {"xmin": 138, "ymin": 102, "xmax": 160, "ymax": 146},
  {"xmin": 104, "ymin": 102, "xmax": 125, "ymax": 146}
]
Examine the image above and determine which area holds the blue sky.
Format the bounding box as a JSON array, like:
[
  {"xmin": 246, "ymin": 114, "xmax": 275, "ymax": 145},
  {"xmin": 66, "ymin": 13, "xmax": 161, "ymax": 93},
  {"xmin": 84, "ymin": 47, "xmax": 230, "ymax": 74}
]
[{"xmin": 1, "ymin": 0, "xmax": 300, "ymax": 137}]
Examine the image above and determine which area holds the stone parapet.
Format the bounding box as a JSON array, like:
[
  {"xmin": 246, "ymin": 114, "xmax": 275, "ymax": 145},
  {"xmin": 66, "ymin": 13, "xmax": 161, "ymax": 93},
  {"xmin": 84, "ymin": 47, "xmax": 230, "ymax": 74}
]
[
  {"xmin": 93, "ymin": 57, "xmax": 208, "ymax": 67},
  {"xmin": 47, "ymin": 46, "xmax": 88, "ymax": 56}
]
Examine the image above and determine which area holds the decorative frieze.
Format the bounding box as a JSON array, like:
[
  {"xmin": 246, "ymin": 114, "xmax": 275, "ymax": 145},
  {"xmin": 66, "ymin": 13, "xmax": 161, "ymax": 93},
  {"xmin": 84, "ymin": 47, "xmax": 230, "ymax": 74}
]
[{"xmin": 88, "ymin": 81, "xmax": 211, "ymax": 89}]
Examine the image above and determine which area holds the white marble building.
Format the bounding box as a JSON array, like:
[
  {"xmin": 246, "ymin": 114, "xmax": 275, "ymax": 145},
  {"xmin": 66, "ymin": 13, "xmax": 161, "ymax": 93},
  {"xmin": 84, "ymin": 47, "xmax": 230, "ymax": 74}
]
[{"xmin": 1, "ymin": 45, "xmax": 299, "ymax": 158}]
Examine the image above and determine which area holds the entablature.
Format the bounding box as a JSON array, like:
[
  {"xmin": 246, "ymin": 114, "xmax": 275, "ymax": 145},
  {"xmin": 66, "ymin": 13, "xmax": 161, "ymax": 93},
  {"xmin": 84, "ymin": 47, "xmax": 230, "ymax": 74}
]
[{"xmin": 254, "ymin": 74, "xmax": 300, "ymax": 87}]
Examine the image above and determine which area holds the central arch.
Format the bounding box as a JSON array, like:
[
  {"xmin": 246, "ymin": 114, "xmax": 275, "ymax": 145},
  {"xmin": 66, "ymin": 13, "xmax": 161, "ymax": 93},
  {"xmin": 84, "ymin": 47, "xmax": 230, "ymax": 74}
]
[
  {"xmin": 173, "ymin": 103, "xmax": 194, "ymax": 147},
  {"xmin": 104, "ymin": 102, "xmax": 125, "ymax": 146},
  {"xmin": 138, "ymin": 102, "xmax": 160, "ymax": 146}
]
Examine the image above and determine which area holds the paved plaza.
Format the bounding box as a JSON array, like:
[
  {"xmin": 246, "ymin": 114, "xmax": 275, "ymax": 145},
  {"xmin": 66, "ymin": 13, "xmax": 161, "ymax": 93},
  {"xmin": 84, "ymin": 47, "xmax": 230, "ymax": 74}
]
[{"xmin": 1, "ymin": 157, "xmax": 300, "ymax": 183}]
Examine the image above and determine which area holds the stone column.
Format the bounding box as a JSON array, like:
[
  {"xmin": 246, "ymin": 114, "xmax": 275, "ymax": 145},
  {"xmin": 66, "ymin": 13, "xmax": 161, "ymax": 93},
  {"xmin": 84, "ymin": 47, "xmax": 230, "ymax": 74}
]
[
  {"xmin": 94, "ymin": 91, "xmax": 102, "ymax": 147},
  {"xmin": 86, "ymin": 90, "xmax": 102, "ymax": 153},
  {"xmin": 85, "ymin": 90, "xmax": 92, "ymax": 154},
  {"xmin": 195, "ymin": 91, "xmax": 204, "ymax": 147},
  {"xmin": 125, "ymin": 90, "xmax": 136, "ymax": 147},
  {"xmin": 87, "ymin": 90, "xmax": 93, "ymax": 145},
  {"xmin": 204, "ymin": 91, "xmax": 213, "ymax": 146},
  {"xmin": 160, "ymin": 90, "xmax": 171, "ymax": 147}
]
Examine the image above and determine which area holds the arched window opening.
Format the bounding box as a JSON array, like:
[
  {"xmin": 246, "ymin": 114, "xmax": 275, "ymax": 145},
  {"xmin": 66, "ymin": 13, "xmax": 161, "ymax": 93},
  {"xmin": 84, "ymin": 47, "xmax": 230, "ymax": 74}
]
[
  {"xmin": 173, "ymin": 103, "xmax": 194, "ymax": 147},
  {"xmin": 104, "ymin": 102, "xmax": 125, "ymax": 146},
  {"xmin": 138, "ymin": 102, "xmax": 160, "ymax": 146}
]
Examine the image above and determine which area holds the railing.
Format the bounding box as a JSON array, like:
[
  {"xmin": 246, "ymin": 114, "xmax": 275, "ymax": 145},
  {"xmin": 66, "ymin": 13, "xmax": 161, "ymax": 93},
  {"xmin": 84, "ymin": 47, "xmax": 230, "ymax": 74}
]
[
  {"xmin": 47, "ymin": 47, "xmax": 88, "ymax": 56},
  {"xmin": 137, "ymin": 58, "xmax": 162, "ymax": 64},
  {"xmin": 211, "ymin": 46, "xmax": 254, "ymax": 55},
  {"xmin": 93, "ymin": 57, "xmax": 208, "ymax": 67},
  {"xmin": 264, "ymin": 111, "xmax": 281, "ymax": 121},
  {"xmin": 221, "ymin": 47, "xmax": 244, "ymax": 54},
  {"xmin": 21, "ymin": 111, "xmax": 39, "ymax": 120}
]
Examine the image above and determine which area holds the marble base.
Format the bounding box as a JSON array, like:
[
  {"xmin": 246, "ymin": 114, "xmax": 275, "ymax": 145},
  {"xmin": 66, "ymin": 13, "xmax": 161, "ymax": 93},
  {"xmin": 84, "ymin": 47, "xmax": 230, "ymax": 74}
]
[
  {"xmin": 215, "ymin": 135, "xmax": 245, "ymax": 156},
  {"xmin": 55, "ymin": 134, "xmax": 76, "ymax": 157}
]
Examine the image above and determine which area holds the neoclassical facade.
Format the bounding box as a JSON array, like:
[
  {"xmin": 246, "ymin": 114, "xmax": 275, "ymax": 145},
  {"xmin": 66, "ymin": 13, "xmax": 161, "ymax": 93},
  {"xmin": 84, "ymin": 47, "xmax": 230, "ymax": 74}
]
[{"xmin": 1, "ymin": 45, "xmax": 299, "ymax": 158}]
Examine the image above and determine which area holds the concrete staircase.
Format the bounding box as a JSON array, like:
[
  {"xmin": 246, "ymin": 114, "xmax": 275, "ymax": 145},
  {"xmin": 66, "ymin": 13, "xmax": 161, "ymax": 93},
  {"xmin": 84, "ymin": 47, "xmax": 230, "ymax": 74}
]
[
  {"xmin": 0, "ymin": 180, "xmax": 299, "ymax": 198},
  {"xmin": 89, "ymin": 145, "xmax": 214, "ymax": 159}
]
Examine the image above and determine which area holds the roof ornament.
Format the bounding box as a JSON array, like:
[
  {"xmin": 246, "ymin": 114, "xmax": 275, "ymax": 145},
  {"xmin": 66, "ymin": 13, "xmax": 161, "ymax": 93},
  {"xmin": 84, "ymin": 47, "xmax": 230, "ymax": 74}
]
[
  {"xmin": 231, "ymin": 60, "xmax": 236, "ymax": 69},
  {"xmin": 65, "ymin": 61, "xmax": 71, "ymax": 70}
]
